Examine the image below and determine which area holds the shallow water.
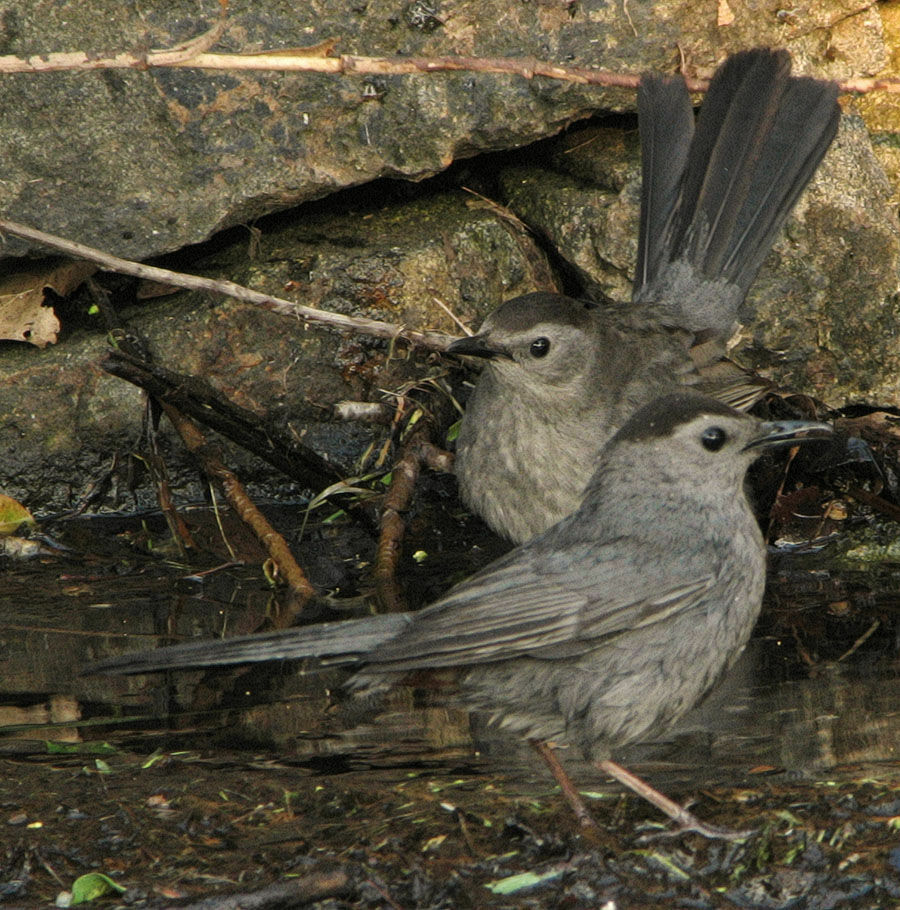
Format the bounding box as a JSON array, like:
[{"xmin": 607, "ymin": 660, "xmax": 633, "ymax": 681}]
[
  {"xmin": 4, "ymin": 504, "xmax": 900, "ymax": 906},
  {"xmin": 3, "ymin": 504, "xmax": 899, "ymax": 788}
]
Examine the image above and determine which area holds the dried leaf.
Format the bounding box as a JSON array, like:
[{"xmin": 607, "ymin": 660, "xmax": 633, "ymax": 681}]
[
  {"xmin": 0, "ymin": 258, "xmax": 95, "ymax": 347},
  {"xmin": 718, "ymin": 0, "xmax": 735, "ymax": 26}
]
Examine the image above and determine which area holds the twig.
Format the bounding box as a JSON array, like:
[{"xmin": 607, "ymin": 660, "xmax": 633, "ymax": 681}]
[
  {"xmin": 765, "ymin": 445, "xmax": 800, "ymax": 543},
  {"xmin": 419, "ymin": 442, "xmax": 454, "ymax": 473},
  {"xmin": 0, "ymin": 43, "xmax": 637, "ymax": 85},
  {"xmin": 147, "ymin": 442, "xmax": 197, "ymax": 555},
  {"xmin": 173, "ymin": 869, "xmax": 351, "ymax": 909},
  {"xmin": 87, "ymin": 278, "xmax": 196, "ymax": 551},
  {"xmin": 0, "ymin": 219, "xmax": 457, "ymax": 352},
  {"xmin": 836, "ymin": 619, "xmax": 880, "ymax": 663},
  {"xmin": 333, "ymin": 401, "xmax": 393, "ymax": 423},
  {"xmin": 374, "ymin": 412, "xmax": 435, "ymax": 613},
  {"xmin": 103, "ymin": 348, "xmax": 341, "ymax": 490},
  {"xmin": 163, "ymin": 405, "xmax": 316, "ymax": 603},
  {"xmin": 0, "ymin": 40, "xmax": 894, "ymax": 94},
  {"xmin": 847, "ymin": 485, "xmax": 900, "ymax": 524},
  {"xmin": 431, "ymin": 295, "xmax": 473, "ymax": 336}
]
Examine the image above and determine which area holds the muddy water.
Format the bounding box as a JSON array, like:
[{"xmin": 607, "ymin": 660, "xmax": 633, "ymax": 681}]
[
  {"xmin": 4, "ymin": 504, "xmax": 900, "ymax": 906},
  {"xmin": 3, "ymin": 505, "xmax": 899, "ymax": 789}
]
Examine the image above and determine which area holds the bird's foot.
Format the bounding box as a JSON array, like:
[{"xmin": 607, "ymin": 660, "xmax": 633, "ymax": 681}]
[{"xmin": 639, "ymin": 805, "xmax": 755, "ymax": 842}]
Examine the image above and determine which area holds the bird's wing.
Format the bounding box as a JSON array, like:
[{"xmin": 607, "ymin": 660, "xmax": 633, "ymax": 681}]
[{"xmin": 368, "ymin": 539, "xmax": 716, "ymax": 671}]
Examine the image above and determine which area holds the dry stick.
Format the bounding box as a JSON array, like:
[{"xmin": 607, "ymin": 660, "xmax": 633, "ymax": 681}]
[
  {"xmin": 162, "ymin": 404, "xmax": 316, "ymax": 602},
  {"xmin": 0, "ymin": 0, "xmax": 230, "ymax": 74},
  {"xmin": 0, "ymin": 41, "xmax": 894, "ymax": 94},
  {"xmin": 0, "ymin": 223, "xmax": 452, "ymax": 601},
  {"xmin": 150, "ymin": 444, "xmax": 198, "ymax": 555},
  {"xmin": 173, "ymin": 869, "xmax": 352, "ymax": 910},
  {"xmin": 419, "ymin": 441, "xmax": 454, "ymax": 473},
  {"xmin": 846, "ymin": 485, "xmax": 900, "ymax": 524},
  {"xmin": 0, "ymin": 220, "xmax": 457, "ymax": 353},
  {"xmin": 86, "ymin": 279, "xmax": 198, "ymax": 552},
  {"xmin": 103, "ymin": 348, "xmax": 342, "ymax": 491},
  {"xmin": 836, "ymin": 618, "xmax": 880, "ymax": 663},
  {"xmin": 374, "ymin": 417, "xmax": 435, "ymax": 613},
  {"xmin": 0, "ymin": 44, "xmax": 641, "ymax": 83}
]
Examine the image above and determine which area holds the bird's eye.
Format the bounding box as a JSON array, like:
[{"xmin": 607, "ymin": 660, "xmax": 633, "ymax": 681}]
[
  {"xmin": 530, "ymin": 337, "xmax": 551, "ymax": 358},
  {"xmin": 701, "ymin": 426, "xmax": 728, "ymax": 452}
]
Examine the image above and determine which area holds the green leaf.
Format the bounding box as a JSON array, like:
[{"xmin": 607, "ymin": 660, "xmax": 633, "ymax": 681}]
[
  {"xmin": 71, "ymin": 872, "xmax": 126, "ymax": 903},
  {"xmin": 485, "ymin": 868, "xmax": 564, "ymax": 894}
]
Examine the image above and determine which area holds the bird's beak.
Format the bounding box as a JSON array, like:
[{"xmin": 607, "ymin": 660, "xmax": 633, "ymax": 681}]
[
  {"xmin": 742, "ymin": 419, "xmax": 833, "ymax": 452},
  {"xmin": 447, "ymin": 333, "xmax": 512, "ymax": 360}
]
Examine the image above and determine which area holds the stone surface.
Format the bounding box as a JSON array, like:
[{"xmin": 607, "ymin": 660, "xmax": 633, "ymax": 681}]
[
  {"xmin": 0, "ymin": 188, "xmax": 553, "ymax": 511},
  {"xmin": 0, "ymin": 0, "xmax": 888, "ymax": 262},
  {"xmin": 0, "ymin": 0, "xmax": 898, "ymax": 512},
  {"xmin": 737, "ymin": 112, "xmax": 900, "ymax": 406}
]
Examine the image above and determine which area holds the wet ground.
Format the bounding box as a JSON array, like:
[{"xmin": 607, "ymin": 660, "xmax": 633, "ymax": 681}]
[{"xmin": 4, "ymin": 490, "xmax": 900, "ymax": 908}]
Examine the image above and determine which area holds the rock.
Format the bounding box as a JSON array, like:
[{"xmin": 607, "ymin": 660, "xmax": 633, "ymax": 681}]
[
  {"xmin": 0, "ymin": 0, "xmax": 887, "ymax": 261},
  {"xmin": 1, "ymin": 1, "xmax": 898, "ymax": 508},
  {"xmin": 0, "ymin": 189, "xmax": 552, "ymax": 511}
]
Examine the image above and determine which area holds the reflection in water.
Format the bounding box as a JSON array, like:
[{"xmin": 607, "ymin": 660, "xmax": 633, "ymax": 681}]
[
  {"xmin": 168, "ymin": 637, "xmax": 900, "ymax": 793},
  {"xmin": 621, "ymin": 644, "xmax": 900, "ymax": 777},
  {"xmin": 2, "ymin": 508, "xmax": 900, "ymax": 795}
]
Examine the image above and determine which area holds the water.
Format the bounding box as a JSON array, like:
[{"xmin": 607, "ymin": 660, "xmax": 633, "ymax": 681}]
[{"xmin": 3, "ymin": 505, "xmax": 898, "ymax": 791}]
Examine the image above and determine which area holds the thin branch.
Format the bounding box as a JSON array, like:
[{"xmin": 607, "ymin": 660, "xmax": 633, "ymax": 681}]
[
  {"xmin": 0, "ymin": 219, "xmax": 457, "ymax": 352},
  {"xmin": 102, "ymin": 348, "xmax": 342, "ymax": 489},
  {"xmin": 0, "ymin": 0, "xmax": 229, "ymax": 72},
  {"xmin": 164, "ymin": 403, "xmax": 316, "ymax": 602},
  {"xmin": 153, "ymin": 0, "xmax": 229, "ymax": 62},
  {"xmin": 375, "ymin": 412, "xmax": 433, "ymax": 613},
  {"xmin": 0, "ymin": 12, "xmax": 891, "ymax": 93},
  {"xmin": 839, "ymin": 76, "xmax": 900, "ymax": 95},
  {"xmin": 0, "ymin": 38, "xmax": 641, "ymax": 86},
  {"xmin": 847, "ymin": 485, "xmax": 900, "ymax": 524}
]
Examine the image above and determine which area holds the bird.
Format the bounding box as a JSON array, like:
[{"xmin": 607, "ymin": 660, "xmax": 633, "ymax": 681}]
[
  {"xmin": 88, "ymin": 390, "xmax": 832, "ymax": 837},
  {"xmin": 449, "ymin": 48, "xmax": 841, "ymax": 543}
]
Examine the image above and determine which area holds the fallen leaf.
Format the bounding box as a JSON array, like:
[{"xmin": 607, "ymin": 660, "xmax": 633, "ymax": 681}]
[
  {"xmin": 0, "ymin": 258, "xmax": 96, "ymax": 347},
  {"xmin": 718, "ymin": 0, "xmax": 735, "ymax": 26},
  {"xmin": 0, "ymin": 493, "xmax": 36, "ymax": 536},
  {"xmin": 71, "ymin": 872, "xmax": 127, "ymax": 904}
]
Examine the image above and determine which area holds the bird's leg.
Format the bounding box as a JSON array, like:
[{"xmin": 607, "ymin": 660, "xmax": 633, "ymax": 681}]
[
  {"xmin": 530, "ymin": 739, "xmax": 598, "ymax": 830},
  {"xmin": 595, "ymin": 759, "xmax": 753, "ymax": 841}
]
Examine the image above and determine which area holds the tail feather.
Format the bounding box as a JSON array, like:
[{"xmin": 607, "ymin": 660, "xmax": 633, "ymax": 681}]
[
  {"xmin": 633, "ymin": 48, "xmax": 840, "ymax": 338},
  {"xmin": 714, "ymin": 76, "xmax": 841, "ymax": 282},
  {"xmin": 85, "ymin": 613, "xmax": 411, "ymax": 676},
  {"xmin": 635, "ymin": 73, "xmax": 694, "ymax": 294},
  {"xmin": 675, "ymin": 49, "xmax": 792, "ymax": 280}
]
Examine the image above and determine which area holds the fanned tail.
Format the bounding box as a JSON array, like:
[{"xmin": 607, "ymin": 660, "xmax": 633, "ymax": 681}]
[{"xmin": 633, "ymin": 48, "xmax": 840, "ymax": 338}]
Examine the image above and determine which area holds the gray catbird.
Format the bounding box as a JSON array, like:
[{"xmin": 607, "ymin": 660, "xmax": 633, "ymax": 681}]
[
  {"xmin": 88, "ymin": 391, "xmax": 831, "ymax": 836},
  {"xmin": 450, "ymin": 49, "xmax": 840, "ymax": 543}
]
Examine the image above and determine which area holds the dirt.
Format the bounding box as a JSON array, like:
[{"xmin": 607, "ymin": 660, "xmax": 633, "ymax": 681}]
[{"xmin": 5, "ymin": 745, "xmax": 900, "ymax": 908}]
